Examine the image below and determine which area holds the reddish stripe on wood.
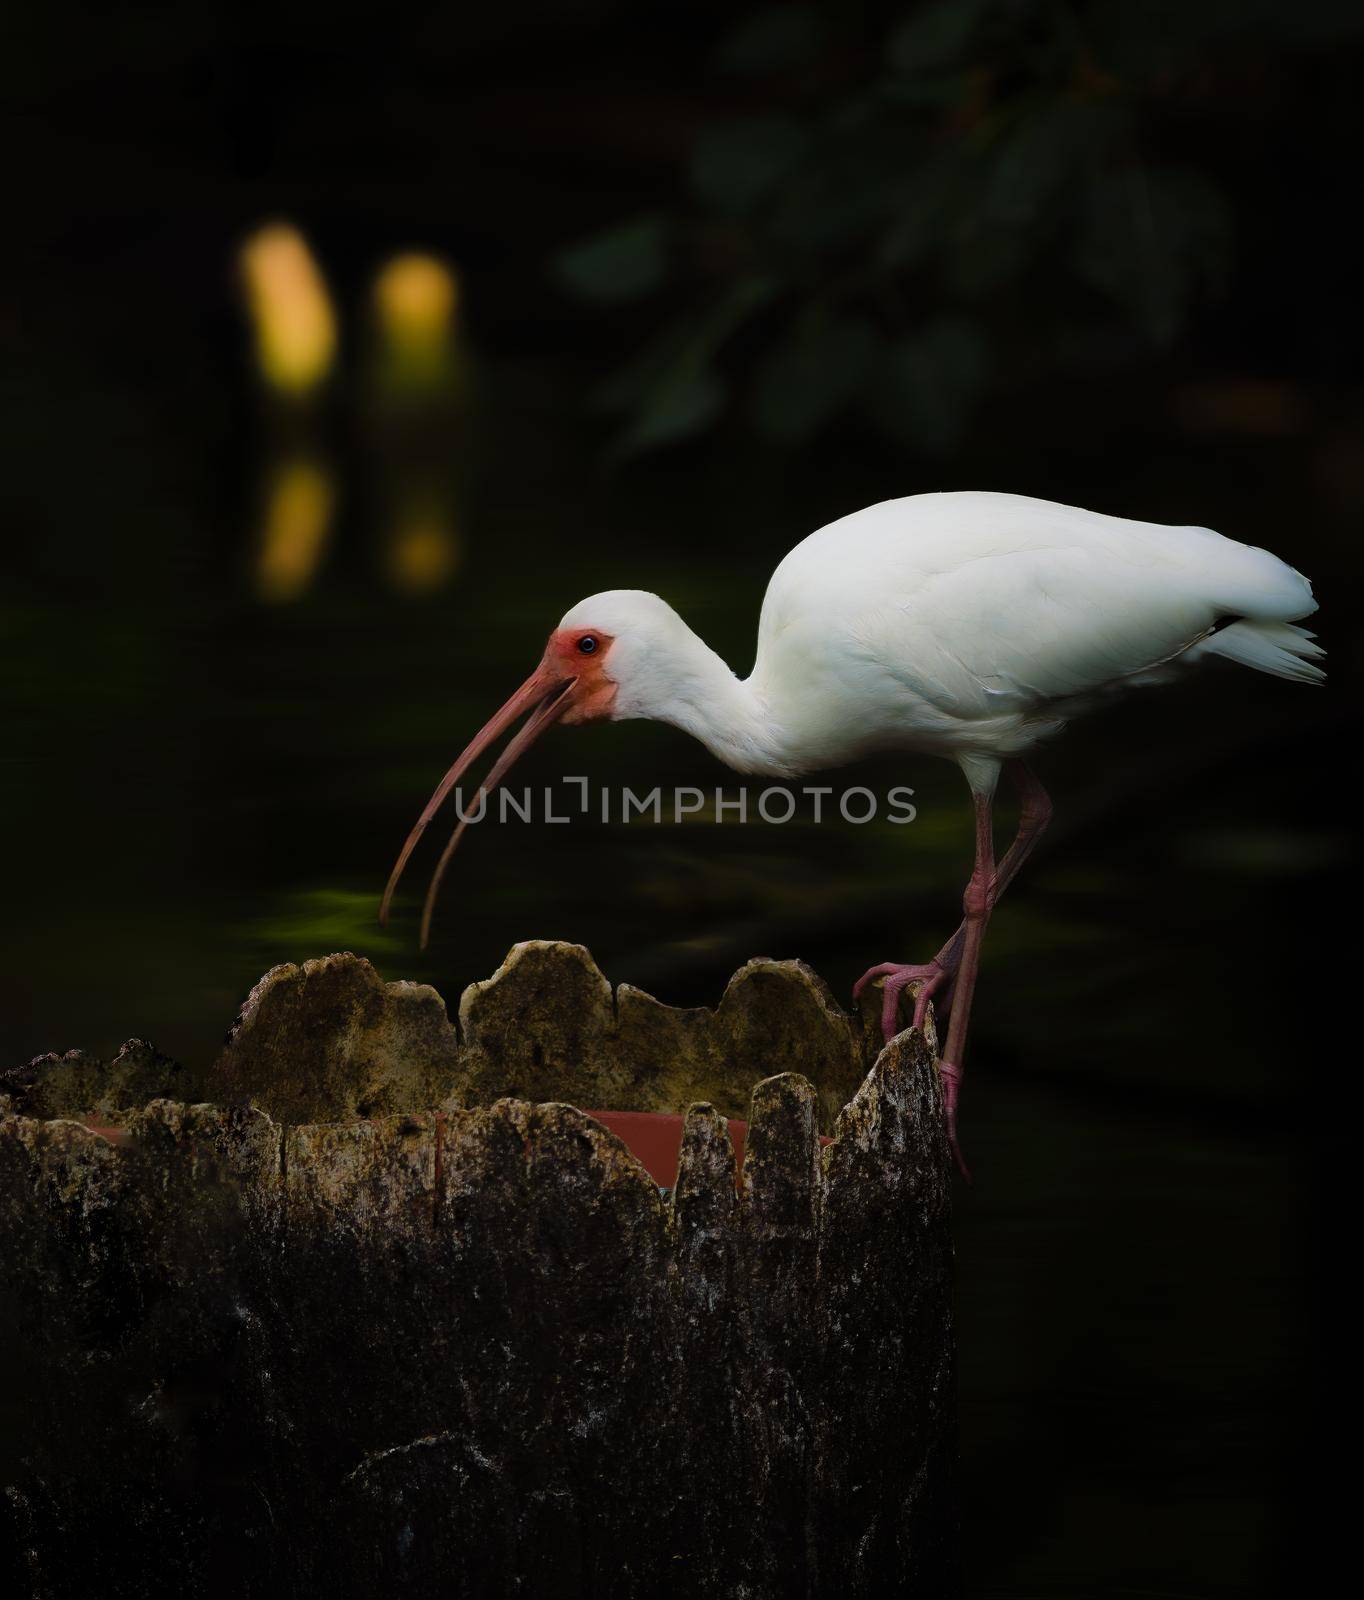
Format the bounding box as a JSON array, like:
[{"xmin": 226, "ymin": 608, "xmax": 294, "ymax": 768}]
[
  {"xmin": 586, "ymin": 1110, "xmax": 832, "ymax": 1188},
  {"xmin": 72, "ymin": 1123, "xmax": 134, "ymax": 1147}
]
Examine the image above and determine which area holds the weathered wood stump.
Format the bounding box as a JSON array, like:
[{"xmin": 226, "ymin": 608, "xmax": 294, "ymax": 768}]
[{"xmin": 0, "ymin": 943, "xmax": 955, "ymax": 1598}]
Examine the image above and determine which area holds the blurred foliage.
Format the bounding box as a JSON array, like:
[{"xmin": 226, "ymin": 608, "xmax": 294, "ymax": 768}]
[{"xmin": 554, "ymin": 0, "xmax": 1361, "ymax": 455}]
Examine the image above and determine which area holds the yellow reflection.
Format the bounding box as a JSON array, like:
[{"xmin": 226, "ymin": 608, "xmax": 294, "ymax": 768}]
[
  {"xmin": 239, "ymin": 223, "xmax": 337, "ymax": 396},
  {"xmin": 372, "ymin": 252, "xmax": 460, "ymax": 391},
  {"xmin": 384, "ymin": 502, "xmax": 460, "ymax": 596},
  {"xmin": 257, "ymin": 458, "xmax": 335, "ymax": 603}
]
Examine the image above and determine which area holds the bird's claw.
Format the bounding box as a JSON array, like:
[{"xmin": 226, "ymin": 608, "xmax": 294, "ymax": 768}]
[
  {"xmin": 853, "ymin": 963, "xmax": 970, "ymax": 1180},
  {"xmin": 852, "ymin": 958, "xmax": 953, "ymax": 1042}
]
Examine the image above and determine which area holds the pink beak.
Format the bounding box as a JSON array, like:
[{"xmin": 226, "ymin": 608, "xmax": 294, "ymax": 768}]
[{"xmin": 380, "ymin": 651, "xmax": 578, "ymax": 947}]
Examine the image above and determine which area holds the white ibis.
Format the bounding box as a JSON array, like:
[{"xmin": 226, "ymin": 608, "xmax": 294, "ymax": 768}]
[{"xmin": 381, "ymin": 490, "xmax": 1323, "ymax": 1174}]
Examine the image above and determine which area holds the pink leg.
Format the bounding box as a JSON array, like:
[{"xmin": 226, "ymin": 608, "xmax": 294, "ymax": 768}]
[
  {"xmin": 854, "ymin": 762, "xmax": 1051, "ymax": 1035},
  {"xmin": 852, "ymin": 762, "xmax": 1051, "ymax": 1178},
  {"xmin": 936, "ymin": 790, "xmax": 996, "ymax": 1180},
  {"xmin": 920, "ymin": 761, "xmax": 1052, "ymax": 1019}
]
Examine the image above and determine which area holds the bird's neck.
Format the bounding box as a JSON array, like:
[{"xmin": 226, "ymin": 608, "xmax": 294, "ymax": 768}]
[{"xmin": 619, "ymin": 628, "xmax": 792, "ymax": 777}]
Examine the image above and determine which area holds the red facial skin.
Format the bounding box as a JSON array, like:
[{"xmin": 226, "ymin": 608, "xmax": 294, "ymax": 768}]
[{"xmin": 549, "ymin": 628, "xmax": 618, "ymax": 724}]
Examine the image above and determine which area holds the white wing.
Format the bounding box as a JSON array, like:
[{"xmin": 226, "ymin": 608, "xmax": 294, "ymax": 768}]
[{"xmin": 752, "ymin": 492, "xmax": 1315, "ymax": 739}]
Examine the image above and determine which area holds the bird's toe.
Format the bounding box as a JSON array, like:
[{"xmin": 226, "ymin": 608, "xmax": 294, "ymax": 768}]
[{"xmin": 853, "ymin": 959, "xmax": 951, "ymax": 1041}]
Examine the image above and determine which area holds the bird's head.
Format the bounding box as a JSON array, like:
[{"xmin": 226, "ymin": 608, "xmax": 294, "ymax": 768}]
[{"xmin": 380, "ymin": 589, "xmax": 689, "ymax": 942}]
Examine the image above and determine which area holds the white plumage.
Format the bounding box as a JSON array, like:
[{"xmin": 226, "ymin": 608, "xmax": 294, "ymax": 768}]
[
  {"xmin": 387, "ymin": 489, "xmax": 1324, "ymax": 1173},
  {"xmin": 563, "ymin": 490, "xmax": 1322, "ymax": 783}
]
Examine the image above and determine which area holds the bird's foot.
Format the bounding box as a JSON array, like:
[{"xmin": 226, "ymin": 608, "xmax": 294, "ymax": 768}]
[
  {"xmin": 939, "ymin": 1059, "xmax": 971, "ymax": 1182},
  {"xmin": 853, "ymin": 958, "xmax": 953, "ymax": 1042},
  {"xmin": 853, "ymin": 962, "xmax": 970, "ymax": 1180}
]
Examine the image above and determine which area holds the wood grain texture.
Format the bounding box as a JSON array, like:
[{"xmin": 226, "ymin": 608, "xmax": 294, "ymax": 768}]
[{"xmin": 0, "ymin": 946, "xmax": 955, "ymax": 1598}]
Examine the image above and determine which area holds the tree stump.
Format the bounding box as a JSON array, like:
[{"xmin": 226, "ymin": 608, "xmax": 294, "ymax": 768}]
[{"xmin": 0, "ymin": 943, "xmax": 956, "ymax": 1598}]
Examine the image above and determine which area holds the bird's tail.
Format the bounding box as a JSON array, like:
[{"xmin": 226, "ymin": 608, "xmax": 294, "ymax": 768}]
[{"xmin": 1188, "ymin": 619, "xmax": 1326, "ymax": 684}]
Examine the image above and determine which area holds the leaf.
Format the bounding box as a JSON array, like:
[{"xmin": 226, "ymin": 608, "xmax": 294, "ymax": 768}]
[
  {"xmin": 765, "ymin": 114, "xmax": 930, "ymax": 258},
  {"xmin": 938, "ymin": 100, "xmax": 1126, "ymax": 297},
  {"xmin": 1076, "ymin": 166, "xmax": 1232, "ymax": 346},
  {"xmin": 594, "ymin": 277, "xmax": 773, "ymax": 412},
  {"xmin": 689, "ymin": 116, "xmax": 810, "ymax": 212},
  {"xmin": 876, "ymin": 150, "xmax": 966, "ymax": 270},
  {"xmin": 602, "ymin": 279, "xmax": 776, "ymax": 456},
  {"xmin": 866, "ymin": 316, "xmax": 990, "ymax": 453},
  {"xmin": 982, "ymin": 101, "xmax": 1122, "ymax": 229},
  {"xmin": 749, "ymin": 315, "xmax": 877, "ymax": 441},
  {"xmin": 613, "ymin": 371, "xmax": 726, "ymax": 457},
  {"xmin": 554, "ymin": 216, "xmax": 669, "ymax": 303},
  {"xmin": 887, "ymin": 0, "xmax": 994, "ymax": 74},
  {"xmin": 715, "ymin": 5, "xmax": 824, "ymax": 75}
]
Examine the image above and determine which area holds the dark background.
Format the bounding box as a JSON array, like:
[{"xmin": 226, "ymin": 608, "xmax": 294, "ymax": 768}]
[{"xmin": 3, "ymin": 4, "xmax": 1360, "ymax": 1594}]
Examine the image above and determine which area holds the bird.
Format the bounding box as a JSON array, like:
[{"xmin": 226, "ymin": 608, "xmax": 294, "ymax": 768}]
[{"xmin": 380, "ymin": 490, "xmax": 1323, "ymax": 1175}]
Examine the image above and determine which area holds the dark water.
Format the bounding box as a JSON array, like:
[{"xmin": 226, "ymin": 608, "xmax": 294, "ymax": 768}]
[{"xmin": 3, "ymin": 249, "xmax": 1356, "ymax": 1597}]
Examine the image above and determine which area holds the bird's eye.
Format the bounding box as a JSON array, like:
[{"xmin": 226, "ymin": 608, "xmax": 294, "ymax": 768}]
[{"xmin": 577, "ymin": 635, "xmax": 598, "ymax": 655}]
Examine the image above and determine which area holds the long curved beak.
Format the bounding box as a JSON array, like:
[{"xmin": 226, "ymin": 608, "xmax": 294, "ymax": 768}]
[{"xmin": 379, "ymin": 656, "xmax": 578, "ymax": 946}]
